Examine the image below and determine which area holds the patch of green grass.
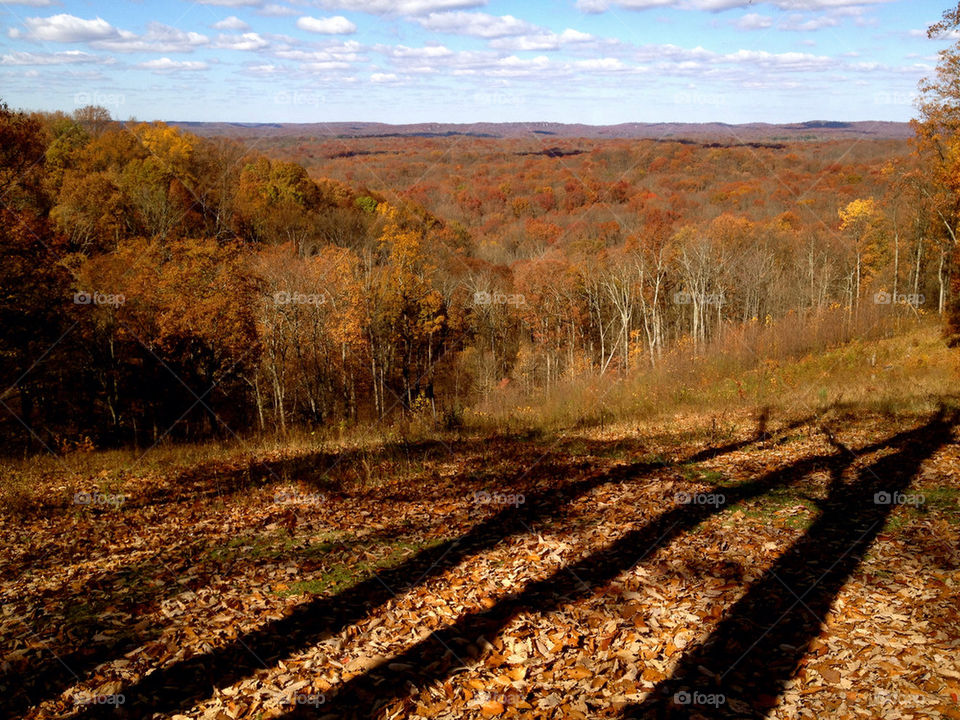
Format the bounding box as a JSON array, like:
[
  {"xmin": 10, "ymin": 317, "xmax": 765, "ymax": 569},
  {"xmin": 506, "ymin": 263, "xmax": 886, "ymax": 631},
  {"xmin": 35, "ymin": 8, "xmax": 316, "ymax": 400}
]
[
  {"xmin": 63, "ymin": 601, "xmax": 98, "ymax": 625},
  {"xmin": 920, "ymin": 486, "xmax": 960, "ymax": 508},
  {"xmin": 281, "ymin": 575, "xmax": 346, "ymax": 597},
  {"xmin": 563, "ymin": 440, "xmax": 589, "ymax": 456},
  {"xmin": 780, "ymin": 513, "xmax": 816, "ymax": 530},
  {"xmin": 641, "ymin": 452, "xmax": 672, "ymax": 467},
  {"xmin": 274, "ymin": 536, "xmax": 450, "ymax": 598},
  {"xmin": 680, "ymin": 463, "xmax": 727, "ymax": 486},
  {"xmin": 207, "ymin": 530, "xmax": 342, "ymax": 564},
  {"xmin": 889, "ymin": 487, "xmax": 960, "ymax": 526},
  {"xmin": 882, "ymin": 515, "xmax": 907, "ymax": 533},
  {"xmin": 592, "ymin": 443, "xmax": 635, "ymax": 460},
  {"xmin": 725, "ymin": 486, "xmax": 819, "ymax": 529}
]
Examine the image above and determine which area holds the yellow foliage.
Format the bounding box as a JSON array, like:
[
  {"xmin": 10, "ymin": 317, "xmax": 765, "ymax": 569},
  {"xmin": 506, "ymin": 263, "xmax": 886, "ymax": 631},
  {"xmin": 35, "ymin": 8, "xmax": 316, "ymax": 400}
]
[{"xmin": 838, "ymin": 197, "xmax": 876, "ymax": 230}]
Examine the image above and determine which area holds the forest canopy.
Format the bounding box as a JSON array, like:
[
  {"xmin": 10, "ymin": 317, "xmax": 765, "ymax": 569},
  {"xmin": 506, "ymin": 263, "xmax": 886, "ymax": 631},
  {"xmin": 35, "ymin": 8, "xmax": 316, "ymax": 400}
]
[{"xmin": 0, "ymin": 101, "xmax": 955, "ymax": 451}]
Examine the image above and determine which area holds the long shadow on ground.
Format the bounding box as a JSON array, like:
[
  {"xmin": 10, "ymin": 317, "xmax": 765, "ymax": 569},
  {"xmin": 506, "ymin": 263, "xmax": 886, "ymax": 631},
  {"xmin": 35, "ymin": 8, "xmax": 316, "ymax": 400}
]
[
  {"xmin": 69, "ymin": 417, "xmax": 805, "ymax": 720},
  {"xmin": 274, "ymin": 415, "xmax": 942, "ymax": 719},
  {"xmin": 1, "ymin": 443, "xmax": 368, "ymax": 720},
  {"xmin": 0, "ymin": 437, "xmax": 521, "ymax": 719},
  {"xmin": 624, "ymin": 408, "xmax": 957, "ymax": 719}
]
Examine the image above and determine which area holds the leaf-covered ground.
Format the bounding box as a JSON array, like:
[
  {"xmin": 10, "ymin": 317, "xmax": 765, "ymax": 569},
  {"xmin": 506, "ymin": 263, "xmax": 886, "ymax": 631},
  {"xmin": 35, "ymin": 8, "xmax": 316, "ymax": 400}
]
[{"xmin": 2, "ymin": 408, "xmax": 959, "ymax": 720}]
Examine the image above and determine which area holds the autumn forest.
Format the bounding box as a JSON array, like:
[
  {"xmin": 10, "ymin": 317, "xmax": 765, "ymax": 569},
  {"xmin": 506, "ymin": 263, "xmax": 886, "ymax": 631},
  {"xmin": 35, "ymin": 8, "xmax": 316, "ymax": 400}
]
[
  {"xmin": 2, "ymin": 104, "xmax": 956, "ymax": 451},
  {"xmin": 3, "ymin": 1, "xmax": 960, "ymax": 719}
]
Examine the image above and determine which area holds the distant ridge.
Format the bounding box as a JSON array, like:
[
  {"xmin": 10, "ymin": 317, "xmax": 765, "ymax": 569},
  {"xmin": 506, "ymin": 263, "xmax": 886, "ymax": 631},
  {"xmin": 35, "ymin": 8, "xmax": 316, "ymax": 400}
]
[{"xmin": 167, "ymin": 120, "xmax": 913, "ymax": 141}]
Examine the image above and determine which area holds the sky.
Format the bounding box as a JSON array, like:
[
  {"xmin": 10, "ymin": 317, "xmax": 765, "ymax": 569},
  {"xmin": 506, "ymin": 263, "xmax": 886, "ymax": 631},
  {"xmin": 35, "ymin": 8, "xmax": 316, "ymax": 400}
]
[{"xmin": 0, "ymin": 0, "xmax": 955, "ymax": 124}]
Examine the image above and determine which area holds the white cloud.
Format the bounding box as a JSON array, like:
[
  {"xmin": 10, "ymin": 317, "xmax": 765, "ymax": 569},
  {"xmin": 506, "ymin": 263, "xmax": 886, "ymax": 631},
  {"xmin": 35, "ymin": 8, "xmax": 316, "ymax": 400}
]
[
  {"xmin": 417, "ymin": 12, "xmax": 594, "ymax": 51},
  {"xmin": 574, "ymin": 57, "xmax": 630, "ymax": 71},
  {"xmin": 296, "ymin": 15, "xmax": 358, "ymax": 34},
  {"xmin": 303, "ymin": 61, "xmax": 352, "ymax": 70},
  {"xmin": 137, "ymin": 57, "xmax": 209, "ymax": 71},
  {"xmin": 92, "ymin": 23, "xmax": 209, "ymax": 53},
  {"xmin": 626, "ymin": 42, "xmax": 835, "ymax": 76},
  {"xmin": 259, "ymin": 3, "xmax": 299, "ymax": 15},
  {"xmin": 1, "ymin": 50, "xmax": 112, "ymax": 65},
  {"xmin": 383, "ymin": 44, "xmax": 454, "ymax": 58},
  {"xmin": 13, "ymin": 15, "xmax": 211, "ymax": 52},
  {"xmin": 490, "ymin": 30, "xmax": 590, "ymax": 51},
  {"xmin": 213, "ymin": 32, "xmax": 269, "ymax": 50},
  {"xmin": 212, "ymin": 16, "xmax": 250, "ymax": 31},
  {"xmin": 610, "ymin": 0, "xmax": 674, "ymax": 9},
  {"xmin": 195, "ymin": 0, "xmax": 262, "ymax": 6},
  {"xmin": 388, "ymin": 46, "xmax": 639, "ymax": 78},
  {"xmin": 243, "ymin": 63, "xmax": 286, "ymax": 74},
  {"xmin": 720, "ymin": 48, "xmax": 833, "ymax": 70},
  {"xmin": 314, "ymin": 0, "xmax": 485, "ymax": 15},
  {"xmin": 15, "ymin": 14, "xmax": 116, "ymax": 42},
  {"xmin": 635, "ymin": 43, "xmax": 713, "ymax": 62},
  {"xmin": 560, "ymin": 28, "xmax": 593, "ymax": 42},
  {"xmin": 736, "ymin": 13, "xmax": 773, "ymax": 30},
  {"xmin": 274, "ymin": 41, "xmax": 362, "ymax": 71},
  {"xmin": 415, "ymin": 11, "xmax": 534, "ymax": 37},
  {"xmin": 773, "ymin": 0, "xmax": 889, "ymax": 8},
  {"xmin": 597, "ymin": 0, "xmax": 891, "ymax": 11},
  {"xmin": 275, "ymin": 42, "xmax": 362, "ymax": 63},
  {"xmin": 779, "ymin": 13, "xmax": 838, "ymax": 31},
  {"xmin": 910, "ymin": 25, "xmax": 960, "ymax": 40},
  {"xmin": 488, "ymin": 54, "xmax": 551, "ymax": 77},
  {"xmin": 576, "ymin": 0, "xmax": 610, "ymax": 12},
  {"xmin": 696, "ymin": 0, "xmax": 757, "ymax": 8},
  {"xmin": 371, "ymin": 72, "xmax": 399, "ymax": 81},
  {"xmin": 4, "ymin": 0, "xmax": 60, "ymax": 5}
]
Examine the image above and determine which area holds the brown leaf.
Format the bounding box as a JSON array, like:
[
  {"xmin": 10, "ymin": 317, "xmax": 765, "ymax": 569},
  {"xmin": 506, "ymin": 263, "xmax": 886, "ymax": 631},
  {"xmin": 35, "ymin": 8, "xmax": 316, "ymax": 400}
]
[{"xmin": 480, "ymin": 700, "xmax": 505, "ymax": 716}]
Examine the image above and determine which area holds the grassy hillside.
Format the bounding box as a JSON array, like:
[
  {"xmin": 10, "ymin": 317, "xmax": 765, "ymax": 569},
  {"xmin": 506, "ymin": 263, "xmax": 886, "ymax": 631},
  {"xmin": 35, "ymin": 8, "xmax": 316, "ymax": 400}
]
[{"xmin": 2, "ymin": 322, "xmax": 958, "ymax": 719}]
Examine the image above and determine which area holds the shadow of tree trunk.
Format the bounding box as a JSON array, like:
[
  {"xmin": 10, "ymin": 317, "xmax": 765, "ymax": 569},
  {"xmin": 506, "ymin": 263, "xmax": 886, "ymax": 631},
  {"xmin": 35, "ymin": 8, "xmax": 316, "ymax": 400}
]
[
  {"xmin": 624, "ymin": 408, "xmax": 956, "ymax": 719},
  {"xmin": 276, "ymin": 418, "xmax": 927, "ymax": 718}
]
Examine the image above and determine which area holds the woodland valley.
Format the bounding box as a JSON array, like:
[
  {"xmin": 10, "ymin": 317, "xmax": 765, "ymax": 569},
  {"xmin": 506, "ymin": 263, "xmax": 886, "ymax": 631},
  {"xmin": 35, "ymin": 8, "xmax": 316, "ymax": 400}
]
[{"xmin": 3, "ymin": 4, "xmax": 960, "ymax": 720}]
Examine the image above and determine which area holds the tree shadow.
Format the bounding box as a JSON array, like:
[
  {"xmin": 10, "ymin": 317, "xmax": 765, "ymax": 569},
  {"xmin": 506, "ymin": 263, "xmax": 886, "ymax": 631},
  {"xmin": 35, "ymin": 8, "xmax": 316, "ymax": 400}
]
[
  {"xmin": 273, "ymin": 418, "xmax": 911, "ymax": 718},
  {"xmin": 0, "ymin": 436, "xmax": 509, "ymax": 719},
  {"xmin": 68, "ymin": 414, "xmax": 802, "ymax": 720},
  {"xmin": 1, "ymin": 442, "xmax": 389, "ymax": 718},
  {"xmin": 0, "ymin": 520, "xmax": 448, "ymax": 719},
  {"xmin": 68, "ymin": 461, "xmax": 662, "ymax": 717},
  {"xmin": 623, "ymin": 407, "xmax": 957, "ymax": 719}
]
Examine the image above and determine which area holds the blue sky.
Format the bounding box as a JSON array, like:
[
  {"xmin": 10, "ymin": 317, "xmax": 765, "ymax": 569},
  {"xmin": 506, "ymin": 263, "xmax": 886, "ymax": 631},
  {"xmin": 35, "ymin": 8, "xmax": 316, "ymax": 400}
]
[{"xmin": 0, "ymin": 0, "xmax": 953, "ymax": 124}]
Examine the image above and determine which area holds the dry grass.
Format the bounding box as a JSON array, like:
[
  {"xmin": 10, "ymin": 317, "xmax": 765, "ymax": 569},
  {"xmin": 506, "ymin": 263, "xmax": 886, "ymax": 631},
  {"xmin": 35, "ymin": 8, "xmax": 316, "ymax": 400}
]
[
  {"xmin": 3, "ymin": 313, "xmax": 957, "ymax": 515},
  {"xmin": 467, "ymin": 311, "xmax": 959, "ymax": 432}
]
